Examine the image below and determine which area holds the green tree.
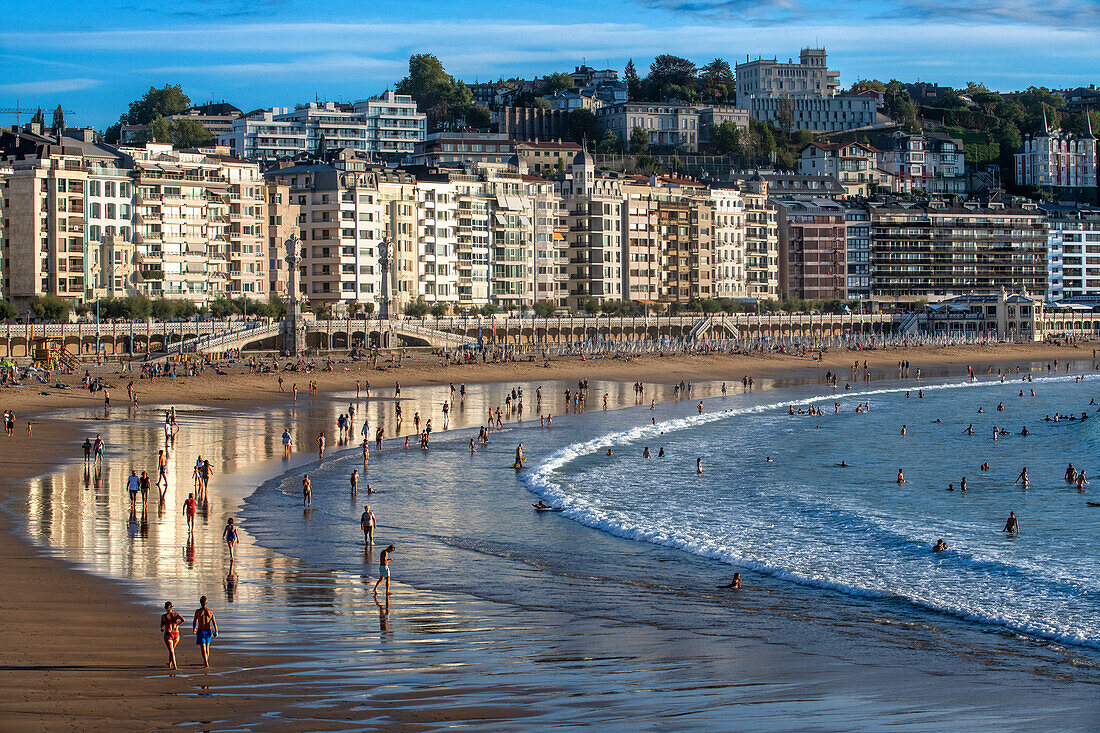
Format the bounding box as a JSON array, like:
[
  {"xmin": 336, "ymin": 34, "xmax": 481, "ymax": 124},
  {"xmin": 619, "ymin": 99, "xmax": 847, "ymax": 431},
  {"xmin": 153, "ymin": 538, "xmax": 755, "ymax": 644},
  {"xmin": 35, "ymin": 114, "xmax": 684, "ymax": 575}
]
[
  {"xmin": 479, "ymin": 303, "xmax": 498, "ymax": 316},
  {"xmin": 0, "ymin": 301, "xmax": 18, "ymax": 320},
  {"xmin": 629, "ymin": 125, "xmax": 650, "ymax": 153},
  {"xmin": 532, "ymin": 301, "xmax": 556, "ymax": 317},
  {"xmin": 404, "ymin": 299, "xmax": 429, "ymax": 317},
  {"xmin": 566, "ymin": 109, "xmax": 602, "ymax": 146},
  {"xmin": 699, "ymin": 58, "xmax": 733, "ymax": 101},
  {"xmin": 51, "ymin": 105, "xmax": 65, "ymax": 133},
  {"xmin": 31, "ymin": 107, "xmax": 45, "ymax": 126},
  {"xmin": 171, "ymin": 118, "xmax": 214, "ymax": 148},
  {"xmin": 512, "ymin": 91, "xmax": 551, "ymax": 109},
  {"xmin": 710, "ymin": 121, "xmax": 741, "ymax": 156},
  {"xmin": 119, "ymin": 295, "xmax": 152, "ymax": 319},
  {"xmin": 30, "ymin": 294, "xmax": 70, "ymax": 322},
  {"xmin": 647, "ymin": 54, "xmax": 697, "ymax": 99},
  {"xmin": 775, "ymin": 98, "xmax": 795, "ymax": 135},
  {"xmin": 595, "ymin": 130, "xmax": 621, "ymax": 155},
  {"xmin": 849, "ymin": 79, "xmax": 886, "ymax": 94},
  {"xmin": 884, "ymin": 81, "xmax": 919, "ymax": 129},
  {"xmin": 624, "ymin": 59, "xmax": 642, "ymax": 101},
  {"xmin": 429, "ymin": 302, "xmax": 448, "ymax": 317},
  {"xmin": 460, "ymin": 103, "xmax": 492, "ymax": 130},
  {"xmin": 395, "ymin": 54, "xmax": 473, "ymax": 131},
  {"xmin": 125, "ymin": 85, "xmax": 190, "ymax": 126},
  {"xmin": 540, "ymin": 72, "xmax": 575, "ymax": 96},
  {"xmin": 151, "ymin": 298, "xmax": 176, "ymax": 320}
]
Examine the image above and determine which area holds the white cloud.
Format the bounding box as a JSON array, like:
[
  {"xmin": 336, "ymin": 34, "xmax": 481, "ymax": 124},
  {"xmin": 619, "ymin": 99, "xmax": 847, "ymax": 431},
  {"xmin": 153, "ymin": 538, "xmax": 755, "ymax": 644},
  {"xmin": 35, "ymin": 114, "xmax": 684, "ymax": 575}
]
[{"xmin": 0, "ymin": 77, "xmax": 101, "ymax": 94}]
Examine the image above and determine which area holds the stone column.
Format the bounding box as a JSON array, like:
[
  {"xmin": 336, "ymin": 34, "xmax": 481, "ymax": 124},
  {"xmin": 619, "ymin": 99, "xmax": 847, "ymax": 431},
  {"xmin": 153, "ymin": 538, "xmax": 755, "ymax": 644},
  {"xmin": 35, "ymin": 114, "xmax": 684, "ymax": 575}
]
[{"xmin": 283, "ymin": 236, "xmax": 307, "ymax": 355}]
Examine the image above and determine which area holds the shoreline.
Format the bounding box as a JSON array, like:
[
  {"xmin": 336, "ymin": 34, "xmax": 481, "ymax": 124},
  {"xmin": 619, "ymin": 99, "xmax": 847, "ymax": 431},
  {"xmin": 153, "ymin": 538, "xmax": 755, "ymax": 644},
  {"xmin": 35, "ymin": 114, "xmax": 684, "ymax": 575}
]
[{"xmin": 1, "ymin": 341, "xmax": 1097, "ymax": 730}]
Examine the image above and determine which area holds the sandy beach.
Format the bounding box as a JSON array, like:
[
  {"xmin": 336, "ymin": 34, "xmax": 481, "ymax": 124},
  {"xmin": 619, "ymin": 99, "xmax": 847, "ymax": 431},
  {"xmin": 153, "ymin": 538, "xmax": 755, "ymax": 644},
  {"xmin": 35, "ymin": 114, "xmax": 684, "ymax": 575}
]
[{"xmin": 1, "ymin": 341, "xmax": 1097, "ymax": 730}]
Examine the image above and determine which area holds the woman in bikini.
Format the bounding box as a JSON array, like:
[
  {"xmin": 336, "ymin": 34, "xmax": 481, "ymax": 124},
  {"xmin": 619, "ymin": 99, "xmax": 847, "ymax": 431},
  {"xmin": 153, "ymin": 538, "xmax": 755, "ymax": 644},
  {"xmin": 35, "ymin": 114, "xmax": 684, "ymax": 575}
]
[{"xmin": 160, "ymin": 601, "xmax": 185, "ymax": 669}]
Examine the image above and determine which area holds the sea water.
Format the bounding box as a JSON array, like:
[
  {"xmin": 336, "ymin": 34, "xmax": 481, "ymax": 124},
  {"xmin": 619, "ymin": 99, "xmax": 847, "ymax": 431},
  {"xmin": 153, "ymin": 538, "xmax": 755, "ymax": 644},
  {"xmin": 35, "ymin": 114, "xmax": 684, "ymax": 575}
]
[{"xmin": 525, "ymin": 374, "xmax": 1100, "ymax": 649}]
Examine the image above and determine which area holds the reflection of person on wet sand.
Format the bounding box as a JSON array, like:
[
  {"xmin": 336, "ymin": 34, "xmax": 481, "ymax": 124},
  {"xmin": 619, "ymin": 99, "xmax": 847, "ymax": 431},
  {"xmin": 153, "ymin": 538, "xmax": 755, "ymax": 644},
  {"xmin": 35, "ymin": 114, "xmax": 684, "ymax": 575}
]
[{"xmin": 374, "ymin": 593, "xmax": 390, "ymax": 632}]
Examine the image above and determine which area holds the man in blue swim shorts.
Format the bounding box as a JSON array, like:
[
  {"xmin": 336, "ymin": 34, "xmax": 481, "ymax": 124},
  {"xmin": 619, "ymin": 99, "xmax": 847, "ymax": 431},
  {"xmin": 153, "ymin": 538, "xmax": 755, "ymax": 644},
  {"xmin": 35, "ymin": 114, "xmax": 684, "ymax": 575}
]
[{"xmin": 192, "ymin": 595, "xmax": 219, "ymax": 668}]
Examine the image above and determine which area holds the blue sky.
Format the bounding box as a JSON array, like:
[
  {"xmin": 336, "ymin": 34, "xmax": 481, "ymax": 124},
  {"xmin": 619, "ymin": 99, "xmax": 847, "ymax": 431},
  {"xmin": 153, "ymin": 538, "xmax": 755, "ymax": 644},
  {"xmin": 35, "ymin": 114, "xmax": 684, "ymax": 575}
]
[{"xmin": 4, "ymin": 0, "xmax": 1100, "ymax": 128}]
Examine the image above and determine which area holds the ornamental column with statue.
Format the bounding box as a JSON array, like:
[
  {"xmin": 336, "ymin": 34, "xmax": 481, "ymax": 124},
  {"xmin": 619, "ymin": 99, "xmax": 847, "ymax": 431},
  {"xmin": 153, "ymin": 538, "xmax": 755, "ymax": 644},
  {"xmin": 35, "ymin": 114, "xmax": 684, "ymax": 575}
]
[{"xmin": 282, "ymin": 236, "xmax": 307, "ymax": 355}]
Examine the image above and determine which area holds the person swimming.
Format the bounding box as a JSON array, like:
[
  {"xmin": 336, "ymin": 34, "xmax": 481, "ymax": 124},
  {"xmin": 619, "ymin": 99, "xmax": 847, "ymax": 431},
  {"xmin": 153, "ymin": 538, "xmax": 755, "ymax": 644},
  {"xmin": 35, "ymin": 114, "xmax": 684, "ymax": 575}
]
[
  {"xmin": 932, "ymin": 539, "xmax": 947, "ymax": 553},
  {"xmin": 533, "ymin": 500, "xmax": 552, "ymax": 509},
  {"xmin": 720, "ymin": 573, "xmax": 742, "ymax": 589},
  {"xmin": 836, "ymin": 461, "xmax": 849, "ymax": 467}
]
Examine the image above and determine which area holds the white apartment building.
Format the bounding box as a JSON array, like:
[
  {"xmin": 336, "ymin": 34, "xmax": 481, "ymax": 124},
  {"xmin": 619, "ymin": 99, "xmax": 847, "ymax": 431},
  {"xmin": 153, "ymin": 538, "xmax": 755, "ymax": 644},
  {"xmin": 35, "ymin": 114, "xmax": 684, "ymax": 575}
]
[
  {"xmin": 414, "ymin": 177, "xmax": 460, "ymax": 307},
  {"xmin": 555, "ymin": 150, "xmax": 623, "ymax": 309},
  {"xmin": 221, "ymin": 92, "xmax": 426, "ymax": 162},
  {"xmin": 526, "ymin": 175, "xmax": 568, "ymax": 304},
  {"xmin": 1041, "ymin": 202, "xmax": 1100, "ymax": 300},
  {"xmin": 265, "ymin": 160, "xmax": 389, "ymax": 313},
  {"xmin": 728, "ymin": 175, "xmax": 779, "ymax": 300},
  {"xmin": 1015, "ymin": 116, "xmax": 1097, "ymax": 193},
  {"xmin": 710, "ymin": 186, "xmax": 748, "ymax": 299},
  {"xmin": 125, "ymin": 144, "xmax": 267, "ymax": 303}
]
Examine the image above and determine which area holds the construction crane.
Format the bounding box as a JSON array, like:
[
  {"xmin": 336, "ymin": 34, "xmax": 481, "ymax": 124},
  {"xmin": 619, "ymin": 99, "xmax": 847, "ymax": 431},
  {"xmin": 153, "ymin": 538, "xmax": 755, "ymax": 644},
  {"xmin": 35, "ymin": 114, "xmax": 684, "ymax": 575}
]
[{"xmin": 0, "ymin": 101, "xmax": 76, "ymax": 125}]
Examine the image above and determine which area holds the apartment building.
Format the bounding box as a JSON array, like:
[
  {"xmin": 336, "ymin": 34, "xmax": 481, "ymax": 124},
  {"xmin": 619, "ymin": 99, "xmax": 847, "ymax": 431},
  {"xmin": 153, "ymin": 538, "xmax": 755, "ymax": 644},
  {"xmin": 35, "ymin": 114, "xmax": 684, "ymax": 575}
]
[
  {"xmin": 710, "ymin": 186, "xmax": 748, "ymax": 300},
  {"xmin": 124, "ymin": 144, "xmax": 268, "ymax": 303},
  {"xmin": 514, "ymin": 140, "xmax": 582, "ymax": 176},
  {"xmin": 265, "ymin": 180, "xmax": 298, "ymax": 300},
  {"xmin": 878, "ymin": 131, "xmax": 967, "ymax": 196},
  {"xmin": 736, "ymin": 49, "xmax": 877, "ymax": 132},
  {"xmin": 843, "ymin": 205, "xmax": 872, "ymax": 303},
  {"xmin": 0, "ymin": 127, "xmax": 144, "ymax": 305},
  {"xmin": 727, "ymin": 175, "xmax": 780, "ymax": 300},
  {"xmin": 596, "ymin": 103, "xmax": 748, "ymax": 153},
  {"xmin": 526, "ymin": 175, "xmax": 568, "ymax": 305},
  {"xmin": 411, "ymin": 132, "xmax": 515, "ymax": 167},
  {"xmin": 861, "ymin": 197, "xmax": 1047, "ymax": 307},
  {"xmin": 221, "ymin": 92, "xmax": 426, "ymax": 162},
  {"xmin": 554, "ymin": 150, "xmax": 623, "ymax": 309},
  {"xmin": 736, "ymin": 48, "xmax": 839, "ymax": 100},
  {"xmin": 1040, "ymin": 202, "xmax": 1100, "ymax": 300},
  {"xmin": 657, "ymin": 191, "xmax": 715, "ymax": 304},
  {"xmin": 411, "ymin": 173, "xmax": 460, "ymax": 308},
  {"xmin": 772, "ymin": 197, "xmax": 848, "ymax": 301},
  {"xmin": 797, "ymin": 141, "xmax": 890, "ymax": 197},
  {"xmin": 265, "ymin": 160, "xmax": 387, "ymax": 313},
  {"xmin": 1014, "ymin": 115, "xmax": 1097, "ymax": 199},
  {"xmin": 621, "ymin": 177, "xmax": 662, "ymax": 303}
]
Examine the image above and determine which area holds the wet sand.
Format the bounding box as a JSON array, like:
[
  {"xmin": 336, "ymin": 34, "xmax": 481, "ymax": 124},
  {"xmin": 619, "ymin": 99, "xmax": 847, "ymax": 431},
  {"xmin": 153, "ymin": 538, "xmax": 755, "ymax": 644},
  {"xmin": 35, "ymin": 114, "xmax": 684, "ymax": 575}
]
[{"xmin": 0, "ymin": 342, "xmax": 1096, "ymax": 730}]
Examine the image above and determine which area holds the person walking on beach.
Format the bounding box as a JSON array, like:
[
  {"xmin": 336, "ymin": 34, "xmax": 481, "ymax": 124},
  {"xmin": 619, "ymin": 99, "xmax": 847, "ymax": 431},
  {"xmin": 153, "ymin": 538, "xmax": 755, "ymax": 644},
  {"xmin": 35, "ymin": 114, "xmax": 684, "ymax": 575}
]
[
  {"xmin": 127, "ymin": 470, "xmax": 141, "ymax": 511},
  {"xmin": 192, "ymin": 596, "xmax": 218, "ymax": 669},
  {"xmin": 317, "ymin": 431, "xmax": 326, "ymax": 461},
  {"xmin": 302, "ymin": 475, "xmax": 312, "ymax": 507},
  {"xmin": 160, "ymin": 601, "xmax": 185, "ymax": 670},
  {"xmin": 361, "ymin": 504, "xmax": 376, "ymax": 547},
  {"xmin": 140, "ymin": 470, "xmax": 151, "ymax": 506},
  {"xmin": 93, "ymin": 434, "xmax": 104, "ymax": 466},
  {"xmin": 282, "ymin": 429, "xmax": 292, "ymax": 459},
  {"xmin": 157, "ymin": 450, "xmax": 168, "ymax": 491},
  {"xmin": 223, "ymin": 518, "xmax": 239, "ymax": 560},
  {"xmin": 373, "ymin": 545, "xmax": 395, "ymax": 595},
  {"xmin": 1003, "ymin": 512, "xmax": 1020, "ymax": 534},
  {"xmin": 183, "ymin": 493, "xmax": 197, "ymax": 535},
  {"xmin": 82, "ymin": 437, "xmax": 92, "ymax": 464}
]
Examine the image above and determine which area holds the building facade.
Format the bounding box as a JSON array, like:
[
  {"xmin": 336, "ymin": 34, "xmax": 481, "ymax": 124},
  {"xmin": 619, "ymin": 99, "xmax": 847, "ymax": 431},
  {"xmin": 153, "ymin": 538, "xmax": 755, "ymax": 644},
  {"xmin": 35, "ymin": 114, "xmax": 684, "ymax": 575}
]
[
  {"xmin": 596, "ymin": 103, "xmax": 748, "ymax": 153},
  {"xmin": 862, "ymin": 197, "xmax": 1048, "ymax": 308},
  {"xmin": 772, "ymin": 197, "xmax": 848, "ymax": 301},
  {"xmin": 797, "ymin": 141, "xmax": 890, "ymax": 197},
  {"xmin": 1014, "ymin": 116, "xmax": 1097, "ymax": 199},
  {"xmin": 878, "ymin": 131, "xmax": 967, "ymax": 196},
  {"xmin": 221, "ymin": 92, "xmax": 426, "ymax": 162},
  {"xmin": 1041, "ymin": 202, "xmax": 1100, "ymax": 300}
]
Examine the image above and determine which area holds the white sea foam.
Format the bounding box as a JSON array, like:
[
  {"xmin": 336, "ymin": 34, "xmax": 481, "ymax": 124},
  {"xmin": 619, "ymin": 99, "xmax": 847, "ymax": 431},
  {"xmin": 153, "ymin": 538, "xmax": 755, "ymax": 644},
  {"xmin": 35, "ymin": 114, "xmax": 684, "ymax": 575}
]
[{"xmin": 523, "ymin": 375, "xmax": 1100, "ymax": 650}]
